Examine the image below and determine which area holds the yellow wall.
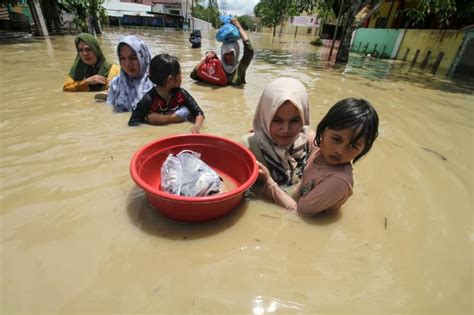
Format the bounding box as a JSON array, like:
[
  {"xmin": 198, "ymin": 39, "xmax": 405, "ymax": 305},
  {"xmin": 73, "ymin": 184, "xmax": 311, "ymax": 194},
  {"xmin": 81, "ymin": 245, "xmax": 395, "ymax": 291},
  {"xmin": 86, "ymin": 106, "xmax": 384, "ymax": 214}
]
[
  {"xmin": 396, "ymin": 29, "xmax": 464, "ymax": 75},
  {"xmin": 368, "ymin": 2, "xmax": 392, "ymax": 28},
  {"xmin": 368, "ymin": 0, "xmax": 417, "ymax": 28},
  {"xmin": 258, "ymin": 11, "xmax": 320, "ymax": 36},
  {"xmin": 260, "ymin": 24, "xmax": 318, "ymax": 36}
]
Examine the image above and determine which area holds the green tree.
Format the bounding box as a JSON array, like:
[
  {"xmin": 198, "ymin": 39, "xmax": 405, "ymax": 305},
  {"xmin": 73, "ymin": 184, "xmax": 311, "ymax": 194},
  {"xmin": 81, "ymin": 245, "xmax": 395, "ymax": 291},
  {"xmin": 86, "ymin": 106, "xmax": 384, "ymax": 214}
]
[
  {"xmin": 236, "ymin": 14, "xmax": 253, "ymax": 30},
  {"xmin": 57, "ymin": 0, "xmax": 107, "ymax": 34},
  {"xmin": 310, "ymin": 0, "xmax": 473, "ymax": 63},
  {"xmin": 400, "ymin": 0, "xmax": 474, "ymax": 29},
  {"xmin": 333, "ymin": 1, "xmax": 383, "ymax": 63},
  {"xmin": 0, "ymin": 0, "xmax": 18, "ymax": 5},
  {"xmin": 39, "ymin": 0, "xmax": 62, "ymax": 33},
  {"xmin": 254, "ymin": 0, "xmax": 298, "ymax": 36},
  {"xmin": 191, "ymin": 1, "xmax": 220, "ymax": 28},
  {"xmin": 0, "ymin": 0, "xmax": 62, "ymax": 33}
]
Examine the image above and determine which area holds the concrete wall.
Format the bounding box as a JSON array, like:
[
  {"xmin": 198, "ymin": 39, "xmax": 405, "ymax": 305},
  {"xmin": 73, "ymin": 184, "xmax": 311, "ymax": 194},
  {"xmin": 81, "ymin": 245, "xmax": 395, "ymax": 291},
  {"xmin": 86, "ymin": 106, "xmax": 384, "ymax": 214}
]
[
  {"xmin": 191, "ymin": 17, "xmax": 213, "ymax": 31},
  {"xmin": 351, "ymin": 28, "xmax": 401, "ymax": 58},
  {"xmin": 260, "ymin": 24, "xmax": 319, "ymax": 37},
  {"xmin": 367, "ymin": 1, "xmax": 399, "ymax": 29},
  {"xmin": 448, "ymin": 29, "xmax": 474, "ymax": 79},
  {"xmin": 396, "ymin": 29, "xmax": 464, "ymax": 76},
  {"xmin": 367, "ymin": 0, "xmax": 417, "ymax": 29}
]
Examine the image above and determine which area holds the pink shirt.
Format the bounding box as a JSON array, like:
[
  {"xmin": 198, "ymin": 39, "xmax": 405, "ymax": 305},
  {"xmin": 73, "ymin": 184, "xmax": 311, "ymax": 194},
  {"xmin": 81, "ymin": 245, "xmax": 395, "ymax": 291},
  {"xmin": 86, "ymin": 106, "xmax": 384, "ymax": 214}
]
[{"xmin": 263, "ymin": 147, "xmax": 354, "ymax": 215}]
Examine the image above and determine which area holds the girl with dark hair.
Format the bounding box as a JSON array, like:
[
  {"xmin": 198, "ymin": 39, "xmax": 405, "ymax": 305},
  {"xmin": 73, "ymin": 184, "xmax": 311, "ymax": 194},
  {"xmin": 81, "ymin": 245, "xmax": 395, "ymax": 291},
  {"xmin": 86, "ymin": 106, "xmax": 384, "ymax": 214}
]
[
  {"xmin": 128, "ymin": 54, "xmax": 205, "ymax": 134},
  {"xmin": 258, "ymin": 98, "xmax": 379, "ymax": 215},
  {"xmin": 63, "ymin": 33, "xmax": 119, "ymax": 92}
]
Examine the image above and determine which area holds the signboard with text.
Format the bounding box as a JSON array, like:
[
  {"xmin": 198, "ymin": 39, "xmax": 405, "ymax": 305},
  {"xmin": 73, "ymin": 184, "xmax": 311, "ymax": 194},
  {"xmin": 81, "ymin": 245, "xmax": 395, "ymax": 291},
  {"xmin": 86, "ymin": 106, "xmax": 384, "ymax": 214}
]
[{"xmin": 289, "ymin": 16, "xmax": 320, "ymax": 27}]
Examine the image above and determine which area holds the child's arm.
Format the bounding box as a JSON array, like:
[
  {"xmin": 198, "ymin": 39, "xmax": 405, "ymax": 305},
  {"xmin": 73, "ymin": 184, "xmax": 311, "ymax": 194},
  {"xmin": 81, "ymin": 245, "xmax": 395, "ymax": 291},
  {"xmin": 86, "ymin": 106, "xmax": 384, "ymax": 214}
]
[
  {"xmin": 296, "ymin": 178, "xmax": 352, "ymax": 215},
  {"xmin": 181, "ymin": 88, "xmax": 205, "ymax": 133},
  {"xmin": 128, "ymin": 91, "xmax": 153, "ymax": 126},
  {"xmin": 259, "ymin": 161, "xmax": 352, "ymax": 215},
  {"xmin": 191, "ymin": 114, "xmax": 205, "ymax": 134},
  {"xmin": 258, "ymin": 162, "xmax": 299, "ymax": 211},
  {"xmin": 147, "ymin": 113, "xmax": 184, "ymax": 125}
]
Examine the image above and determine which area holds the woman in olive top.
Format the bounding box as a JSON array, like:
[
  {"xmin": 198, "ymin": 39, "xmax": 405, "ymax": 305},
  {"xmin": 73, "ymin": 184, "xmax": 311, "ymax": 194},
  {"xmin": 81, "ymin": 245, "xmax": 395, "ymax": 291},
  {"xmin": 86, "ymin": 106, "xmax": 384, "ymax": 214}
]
[{"xmin": 63, "ymin": 33, "xmax": 120, "ymax": 92}]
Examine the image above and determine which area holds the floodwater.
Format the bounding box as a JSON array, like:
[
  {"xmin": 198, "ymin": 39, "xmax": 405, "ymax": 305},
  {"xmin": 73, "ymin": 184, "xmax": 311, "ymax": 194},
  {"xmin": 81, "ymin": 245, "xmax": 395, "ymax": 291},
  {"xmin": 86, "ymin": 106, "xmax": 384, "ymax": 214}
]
[{"xmin": 1, "ymin": 29, "xmax": 472, "ymax": 314}]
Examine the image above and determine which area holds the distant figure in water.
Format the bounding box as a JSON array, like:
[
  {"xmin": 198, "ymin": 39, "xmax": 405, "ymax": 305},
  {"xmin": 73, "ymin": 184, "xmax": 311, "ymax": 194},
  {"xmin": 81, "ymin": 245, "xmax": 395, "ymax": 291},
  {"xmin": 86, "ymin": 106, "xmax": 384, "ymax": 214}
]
[
  {"xmin": 128, "ymin": 54, "xmax": 205, "ymax": 134},
  {"xmin": 63, "ymin": 33, "xmax": 119, "ymax": 92},
  {"xmin": 189, "ymin": 30, "xmax": 202, "ymax": 48},
  {"xmin": 106, "ymin": 35, "xmax": 154, "ymax": 112}
]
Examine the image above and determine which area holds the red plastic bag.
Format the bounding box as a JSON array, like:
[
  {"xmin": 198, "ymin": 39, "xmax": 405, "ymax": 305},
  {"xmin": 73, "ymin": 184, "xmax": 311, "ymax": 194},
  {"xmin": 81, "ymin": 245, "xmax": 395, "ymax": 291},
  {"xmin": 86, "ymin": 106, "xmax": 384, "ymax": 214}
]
[{"xmin": 196, "ymin": 56, "xmax": 228, "ymax": 86}]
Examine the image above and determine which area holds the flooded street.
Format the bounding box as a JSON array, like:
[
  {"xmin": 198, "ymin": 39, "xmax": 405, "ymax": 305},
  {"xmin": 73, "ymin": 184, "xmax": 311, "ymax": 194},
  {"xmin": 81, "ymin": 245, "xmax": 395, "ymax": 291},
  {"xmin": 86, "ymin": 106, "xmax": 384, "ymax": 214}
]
[{"xmin": 1, "ymin": 29, "xmax": 472, "ymax": 314}]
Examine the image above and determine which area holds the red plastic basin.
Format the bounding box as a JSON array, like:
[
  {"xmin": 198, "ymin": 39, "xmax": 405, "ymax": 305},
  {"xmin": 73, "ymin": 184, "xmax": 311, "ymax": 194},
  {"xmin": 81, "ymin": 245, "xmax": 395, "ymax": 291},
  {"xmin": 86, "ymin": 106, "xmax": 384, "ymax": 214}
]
[{"xmin": 130, "ymin": 134, "xmax": 259, "ymax": 222}]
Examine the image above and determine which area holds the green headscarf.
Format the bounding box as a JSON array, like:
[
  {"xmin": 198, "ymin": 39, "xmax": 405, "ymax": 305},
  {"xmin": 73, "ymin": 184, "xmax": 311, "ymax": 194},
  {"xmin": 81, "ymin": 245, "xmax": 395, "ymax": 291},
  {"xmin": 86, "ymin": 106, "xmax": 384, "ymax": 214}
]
[{"xmin": 69, "ymin": 33, "xmax": 113, "ymax": 91}]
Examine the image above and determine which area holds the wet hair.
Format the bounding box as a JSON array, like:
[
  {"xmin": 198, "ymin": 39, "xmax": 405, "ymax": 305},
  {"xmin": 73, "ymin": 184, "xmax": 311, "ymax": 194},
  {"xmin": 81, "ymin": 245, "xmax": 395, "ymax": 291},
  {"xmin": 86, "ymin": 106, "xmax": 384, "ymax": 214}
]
[
  {"xmin": 315, "ymin": 98, "xmax": 379, "ymax": 163},
  {"xmin": 149, "ymin": 53, "xmax": 180, "ymax": 86}
]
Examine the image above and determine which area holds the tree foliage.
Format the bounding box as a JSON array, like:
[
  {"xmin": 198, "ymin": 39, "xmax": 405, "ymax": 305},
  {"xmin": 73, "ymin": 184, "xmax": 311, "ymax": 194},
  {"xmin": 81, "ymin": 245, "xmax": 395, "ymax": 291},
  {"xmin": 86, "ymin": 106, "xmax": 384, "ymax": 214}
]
[
  {"xmin": 0, "ymin": 0, "xmax": 19, "ymax": 5},
  {"xmin": 191, "ymin": 2, "xmax": 220, "ymax": 28},
  {"xmin": 400, "ymin": 0, "xmax": 474, "ymax": 28},
  {"xmin": 328, "ymin": 1, "xmax": 384, "ymax": 63},
  {"xmin": 324, "ymin": 0, "xmax": 472, "ymax": 62},
  {"xmin": 293, "ymin": 0, "xmax": 319, "ymax": 14},
  {"xmin": 57, "ymin": 0, "xmax": 107, "ymax": 33},
  {"xmin": 236, "ymin": 15, "xmax": 254, "ymax": 30},
  {"xmin": 254, "ymin": 0, "xmax": 298, "ymax": 36}
]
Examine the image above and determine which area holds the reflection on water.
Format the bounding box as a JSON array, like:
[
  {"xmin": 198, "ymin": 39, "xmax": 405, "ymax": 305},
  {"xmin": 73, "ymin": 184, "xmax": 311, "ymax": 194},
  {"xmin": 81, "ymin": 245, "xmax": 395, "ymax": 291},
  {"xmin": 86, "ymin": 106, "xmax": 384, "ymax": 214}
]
[
  {"xmin": 256, "ymin": 45, "xmax": 474, "ymax": 94},
  {"xmin": 0, "ymin": 30, "xmax": 472, "ymax": 314},
  {"xmin": 344, "ymin": 54, "xmax": 474, "ymax": 94},
  {"xmin": 252, "ymin": 295, "xmax": 306, "ymax": 313}
]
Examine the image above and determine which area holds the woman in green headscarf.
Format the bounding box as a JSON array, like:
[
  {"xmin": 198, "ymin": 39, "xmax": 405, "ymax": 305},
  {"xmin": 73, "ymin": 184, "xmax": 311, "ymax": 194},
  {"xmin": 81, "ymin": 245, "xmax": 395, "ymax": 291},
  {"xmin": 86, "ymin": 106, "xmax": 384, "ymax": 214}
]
[{"xmin": 63, "ymin": 33, "xmax": 120, "ymax": 92}]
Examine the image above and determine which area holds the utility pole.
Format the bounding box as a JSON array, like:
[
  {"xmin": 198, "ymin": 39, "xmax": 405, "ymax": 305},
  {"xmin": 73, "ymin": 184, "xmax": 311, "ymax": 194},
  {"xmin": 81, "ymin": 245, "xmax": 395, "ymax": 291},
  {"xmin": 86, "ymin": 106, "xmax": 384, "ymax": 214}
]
[
  {"xmin": 221, "ymin": 0, "xmax": 227, "ymax": 15},
  {"xmin": 191, "ymin": 0, "xmax": 194, "ymax": 31},
  {"xmin": 328, "ymin": 0, "xmax": 343, "ymax": 62},
  {"xmin": 28, "ymin": 0, "xmax": 49, "ymax": 36}
]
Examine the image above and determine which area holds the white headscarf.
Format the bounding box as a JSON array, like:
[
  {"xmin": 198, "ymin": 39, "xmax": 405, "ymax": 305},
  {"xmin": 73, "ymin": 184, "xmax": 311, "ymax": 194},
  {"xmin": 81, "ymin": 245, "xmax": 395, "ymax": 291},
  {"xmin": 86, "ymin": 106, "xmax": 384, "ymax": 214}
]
[
  {"xmin": 220, "ymin": 41, "xmax": 240, "ymax": 74},
  {"xmin": 107, "ymin": 35, "xmax": 154, "ymax": 112},
  {"xmin": 253, "ymin": 77, "xmax": 311, "ymax": 186}
]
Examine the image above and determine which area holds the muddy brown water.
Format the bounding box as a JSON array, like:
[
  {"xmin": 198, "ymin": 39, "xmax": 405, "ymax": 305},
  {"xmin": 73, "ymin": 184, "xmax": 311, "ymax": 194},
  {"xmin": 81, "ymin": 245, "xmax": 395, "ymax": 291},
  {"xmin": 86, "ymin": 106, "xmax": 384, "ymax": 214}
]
[{"xmin": 1, "ymin": 29, "xmax": 472, "ymax": 314}]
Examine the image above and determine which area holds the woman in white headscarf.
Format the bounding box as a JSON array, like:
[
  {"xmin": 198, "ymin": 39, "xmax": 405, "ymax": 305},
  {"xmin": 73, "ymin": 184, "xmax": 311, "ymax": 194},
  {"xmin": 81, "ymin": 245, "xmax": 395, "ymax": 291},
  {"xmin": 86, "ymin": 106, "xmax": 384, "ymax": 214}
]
[
  {"xmin": 190, "ymin": 18, "xmax": 254, "ymax": 86},
  {"xmin": 241, "ymin": 77, "xmax": 314, "ymax": 193},
  {"xmin": 107, "ymin": 35, "xmax": 154, "ymax": 112},
  {"xmin": 220, "ymin": 41, "xmax": 240, "ymax": 75}
]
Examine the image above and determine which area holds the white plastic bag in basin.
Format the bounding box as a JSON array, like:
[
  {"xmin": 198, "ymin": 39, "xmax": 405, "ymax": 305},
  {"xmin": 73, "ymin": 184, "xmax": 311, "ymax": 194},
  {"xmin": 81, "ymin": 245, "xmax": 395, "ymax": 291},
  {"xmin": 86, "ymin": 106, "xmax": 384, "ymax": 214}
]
[{"xmin": 160, "ymin": 150, "xmax": 223, "ymax": 197}]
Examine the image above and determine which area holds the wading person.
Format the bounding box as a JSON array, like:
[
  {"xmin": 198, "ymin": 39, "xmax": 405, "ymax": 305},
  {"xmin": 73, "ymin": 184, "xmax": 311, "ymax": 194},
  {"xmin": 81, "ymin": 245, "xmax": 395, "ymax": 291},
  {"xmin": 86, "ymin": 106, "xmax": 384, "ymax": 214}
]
[
  {"xmin": 106, "ymin": 35, "xmax": 154, "ymax": 112},
  {"xmin": 241, "ymin": 77, "xmax": 314, "ymax": 197},
  {"xmin": 63, "ymin": 33, "xmax": 119, "ymax": 92},
  {"xmin": 129, "ymin": 54, "xmax": 205, "ymax": 134},
  {"xmin": 190, "ymin": 18, "xmax": 253, "ymax": 86},
  {"xmin": 258, "ymin": 98, "xmax": 379, "ymax": 215}
]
